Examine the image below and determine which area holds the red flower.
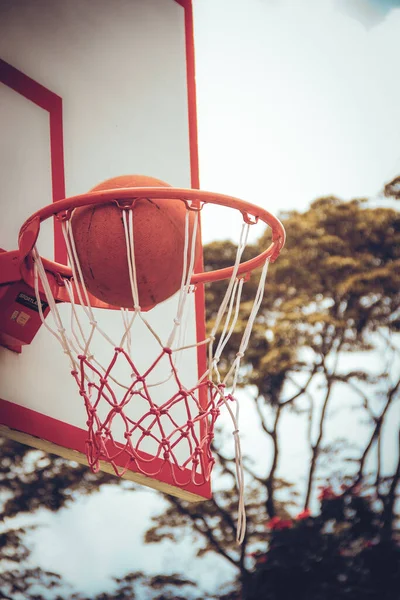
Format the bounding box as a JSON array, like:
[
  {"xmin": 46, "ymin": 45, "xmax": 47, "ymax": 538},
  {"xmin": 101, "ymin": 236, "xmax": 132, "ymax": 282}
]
[
  {"xmin": 257, "ymin": 555, "xmax": 268, "ymax": 564},
  {"xmin": 318, "ymin": 486, "xmax": 336, "ymax": 500},
  {"xmin": 267, "ymin": 516, "xmax": 292, "ymax": 530},
  {"xmin": 296, "ymin": 508, "xmax": 311, "ymax": 520},
  {"xmin": 248, "ymin": 552, "xmax": 268, "ymax": 564},
  {"xmin": 279, "ymin": 520, "xmax": 293, "ymax": 529}
]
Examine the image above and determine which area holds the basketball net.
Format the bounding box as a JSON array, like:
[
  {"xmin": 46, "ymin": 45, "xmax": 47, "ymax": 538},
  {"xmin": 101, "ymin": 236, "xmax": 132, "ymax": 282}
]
[{"xmin": 32, "ymin": 204, "xmax": 271, "ymax": 544}]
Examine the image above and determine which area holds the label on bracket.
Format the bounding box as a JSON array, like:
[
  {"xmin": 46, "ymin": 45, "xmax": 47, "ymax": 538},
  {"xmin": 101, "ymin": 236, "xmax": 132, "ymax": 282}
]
[{"xmin": 15, "ymin": 292, "xmax": 48, "ymax": 313}]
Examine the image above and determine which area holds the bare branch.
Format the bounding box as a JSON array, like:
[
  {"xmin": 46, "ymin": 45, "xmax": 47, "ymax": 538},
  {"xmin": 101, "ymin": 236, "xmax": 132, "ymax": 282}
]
[
  {"xmin": 355, "ymin": 377, "xmax": 400, "ymax": 485},
  {"xmin": 167, "ymin": 496, "xmax": 242, "ymax": 570},
  {"xmin": 346, "ymin": 379, "xmax": 376, "ymax": 420},
  {"xmin": 254, "ymin": 396, "xmax": 272, "ymax": 436},
  {"xmin": 280, "ymin": 365, "xmax": 318, "ymax": 407},
  {"xmin": 265, "ymin": 405, "xmax": 282, "ymax": 517},
  {"xmin": 381, "ymin": 429, "xmax": 400, "ymax": 542},
  {"xmin": 304, "ymin": 361, "xmax": 335, "ymax": 509},
  {"xmin": 376, "ymin": 430, "xmax": 382, "ymax": 489}
]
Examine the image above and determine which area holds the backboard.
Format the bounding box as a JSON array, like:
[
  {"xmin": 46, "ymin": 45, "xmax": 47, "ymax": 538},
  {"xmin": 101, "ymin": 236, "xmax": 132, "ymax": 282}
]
[{"xmin": 0, "ymin": 0, "xmax": 210, "ymax": 501}]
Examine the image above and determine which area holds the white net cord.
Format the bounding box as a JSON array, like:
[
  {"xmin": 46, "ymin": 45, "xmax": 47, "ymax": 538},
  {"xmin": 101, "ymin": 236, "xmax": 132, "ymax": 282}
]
[{"xmin": 30, "ymin": 202, "xmax": 272, "ymax": 546}]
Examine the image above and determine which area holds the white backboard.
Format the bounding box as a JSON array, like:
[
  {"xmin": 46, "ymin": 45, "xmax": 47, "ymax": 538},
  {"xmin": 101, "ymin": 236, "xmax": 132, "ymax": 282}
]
[{"xmin": 0, "ymin": 0, "xmax": 210, "ymax": 501}]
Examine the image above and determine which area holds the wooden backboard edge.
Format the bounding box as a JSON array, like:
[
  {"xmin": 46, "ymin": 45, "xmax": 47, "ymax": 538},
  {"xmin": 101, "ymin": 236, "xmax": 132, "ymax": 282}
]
[
  {"xmin": 0, "ymin": 398, "xmax": 212, "ymax": 501},
  {"xmin": 0, "ymin": 424, "xmax": 206, "ymax": 503}
]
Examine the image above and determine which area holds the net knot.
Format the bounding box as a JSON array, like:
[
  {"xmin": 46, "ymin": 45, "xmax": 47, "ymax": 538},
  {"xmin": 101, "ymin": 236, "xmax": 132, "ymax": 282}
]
[
  {"xmin": 236, "ymin": 351, "xmax": 244, "ymax": 358},
  {"xmin": 149, "ymin": 407, "xmax": 160, "ymax": 416},
  {"xmin": 163, "ymin": 347, "xmax": 172, "ymax": 355},
  {"xmin": 99, "ymin": 377, "xmax": 108, "ymax": 385},
  {"xmin": 232, "ymin": 429, "xmax": 240, "ymax": 436},
  {"xmin": 112, "ymin": 405, "xmax": 122, "ymax": 414},
  {"xmin": 187, "ymin": 419, "xmax": 194, "ymax": 430},
  {"xmin": 161, "ymin": 439, "xmax": 170, "ymax": 449},
  {"xmin": 89, "ymin": 320, "xmax": 97, "ymax": 327},
  {"xmin": 210, "ymin": 408, "xmax": 220, "ymax": 418},
  {"xmin": 134, "ymin": 305, "xmax": 141, "ymax": 313},
  {"xmin": 173, "ymin": 318, "xmax": 181, "ymax": 326}
]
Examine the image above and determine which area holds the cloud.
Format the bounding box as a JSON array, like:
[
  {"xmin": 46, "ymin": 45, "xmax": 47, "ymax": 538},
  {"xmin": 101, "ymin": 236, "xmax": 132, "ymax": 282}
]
[{"xmin": 336, "ymin": 0, "xmax": 400, "ymax": 28}]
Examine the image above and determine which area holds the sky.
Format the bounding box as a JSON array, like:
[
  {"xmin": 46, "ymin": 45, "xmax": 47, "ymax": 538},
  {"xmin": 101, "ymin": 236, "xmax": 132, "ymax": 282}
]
[
  {"xmin": 11, "ymin": 0, "xmax": 400, "ymax": 596},
  {"xmin": 196, "ymin": 0, "xmax": 400, "ymax": 241}
]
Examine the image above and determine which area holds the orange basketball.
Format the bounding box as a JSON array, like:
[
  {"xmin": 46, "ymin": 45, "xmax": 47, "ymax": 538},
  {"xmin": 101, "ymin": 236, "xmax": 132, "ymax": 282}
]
[{"xmin": 71, "ymin": 175, "xmax": 201, "ymax": 310}]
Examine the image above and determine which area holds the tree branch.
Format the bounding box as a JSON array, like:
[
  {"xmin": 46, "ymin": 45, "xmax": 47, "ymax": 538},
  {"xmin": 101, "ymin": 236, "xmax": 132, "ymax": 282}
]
[
  {"xmin": 304, "ymin": 369, "xmax": 335, "ymax": 509},
  {"xmin": 167, "ymin": 496, "xmax": 242, "ymax": 570},
  {"xmin": 355, "ymin": 376, "xmax": 400, "ymax": 485},
  {"xmin": 250, "ymin": 396, "xmax": 283, "ymax": 516},
  {"xmin": 254, "ymin": 395, "xmax": 272, "ymax": 436},
  {"xmin": 265, "ymin": 405, "xmax": 282, "ymax": 517},
  {"xmin": 280, "ymin": 366, "xmax": 318, "ymax": 407},
  {"xmin": 381, "ymin": 429, "xmax": 400, "ymax": 542}
]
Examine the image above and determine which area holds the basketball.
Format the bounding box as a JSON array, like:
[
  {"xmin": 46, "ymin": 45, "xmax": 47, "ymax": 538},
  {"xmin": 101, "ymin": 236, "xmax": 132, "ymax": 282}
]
[{"xmin": 71, "ymin": 175, "xmax": 201, "ymax": 310}]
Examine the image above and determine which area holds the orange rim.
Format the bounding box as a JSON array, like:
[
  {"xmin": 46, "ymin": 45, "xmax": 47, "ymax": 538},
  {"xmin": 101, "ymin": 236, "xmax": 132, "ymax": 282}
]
[{"xmin": 18, "ymin": 187, "xmax": 286, "ymax": 296}]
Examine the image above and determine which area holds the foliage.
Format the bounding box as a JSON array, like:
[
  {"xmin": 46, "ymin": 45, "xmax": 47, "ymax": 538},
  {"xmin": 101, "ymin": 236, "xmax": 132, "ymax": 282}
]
[
  {"xmin": 384, "ymin": 175, "xmax": 400, "ymax": 200},
  {"xmin": 145, "ymin": 196, "xmax": 400, "ymax": 598},
  {"xmin": 247, "ymin": 488, "xmax": 400, "ymax": 600},
  {"xmin": 0, "ymin": 437, "xmax": 128, "ymax": 520}
]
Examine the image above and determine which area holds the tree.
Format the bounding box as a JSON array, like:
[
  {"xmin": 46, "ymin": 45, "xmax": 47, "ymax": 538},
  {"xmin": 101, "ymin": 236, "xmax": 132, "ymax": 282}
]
[
  {"xmin": 1, "ymin": 196, "xmax": 399, "ymax": 599},
  {"xmin": 0, "ymin": 435, "xmax": 127, "ymax": 599},
  {"xmin": 384, "ymin": 175, "xmax": 400, "ymax": 200},
  {"xmin": 145, "ymin": 197, "xmax": 400, "ymax": 598},
  {"xmin": 246, "ymin": 489, "xmax": 400, "ymax": 600}
]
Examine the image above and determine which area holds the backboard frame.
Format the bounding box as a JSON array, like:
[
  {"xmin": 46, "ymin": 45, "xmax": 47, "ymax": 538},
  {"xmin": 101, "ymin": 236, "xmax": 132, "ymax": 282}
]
[{"xmin": 0, "ymin": 0, "xmax": 210, "ymax": 501}]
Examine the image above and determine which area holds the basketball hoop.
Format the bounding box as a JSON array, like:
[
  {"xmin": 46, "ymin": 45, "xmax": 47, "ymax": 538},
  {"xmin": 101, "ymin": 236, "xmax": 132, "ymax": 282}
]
[{"xmin": 14, "ymin": 186, "xmax": 285, "ymax": 544}]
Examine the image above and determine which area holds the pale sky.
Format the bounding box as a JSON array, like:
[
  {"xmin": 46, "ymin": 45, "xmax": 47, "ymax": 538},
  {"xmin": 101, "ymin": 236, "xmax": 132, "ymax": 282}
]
[
  {"xmin": 21, "ymin": 0, "xmax": 400, "ymax": 596},
  {"xmin": 196, "ymin": 0, "xmax": 400, "ymax": 241}
]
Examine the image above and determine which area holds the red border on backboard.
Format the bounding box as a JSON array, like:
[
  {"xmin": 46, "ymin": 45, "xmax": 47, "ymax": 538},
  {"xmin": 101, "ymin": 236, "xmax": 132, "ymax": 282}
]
[
  {"xmin": 0, "ymin": 1, "xmax": 210, "ymax": 498},
  {"xmin": 179, "ymin": 0, "xmax": 200, "ymax": 189},
  {"xmin": 177, "ymin": 0, "xmax": 209, "ymax": 467},
  {"xmin": 0, "ymin": 58, "xmax": 67, "ymax": 264},
  {"xmin": 0, "ymin": 399, "xmax": 211, "ymax": 498}
]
